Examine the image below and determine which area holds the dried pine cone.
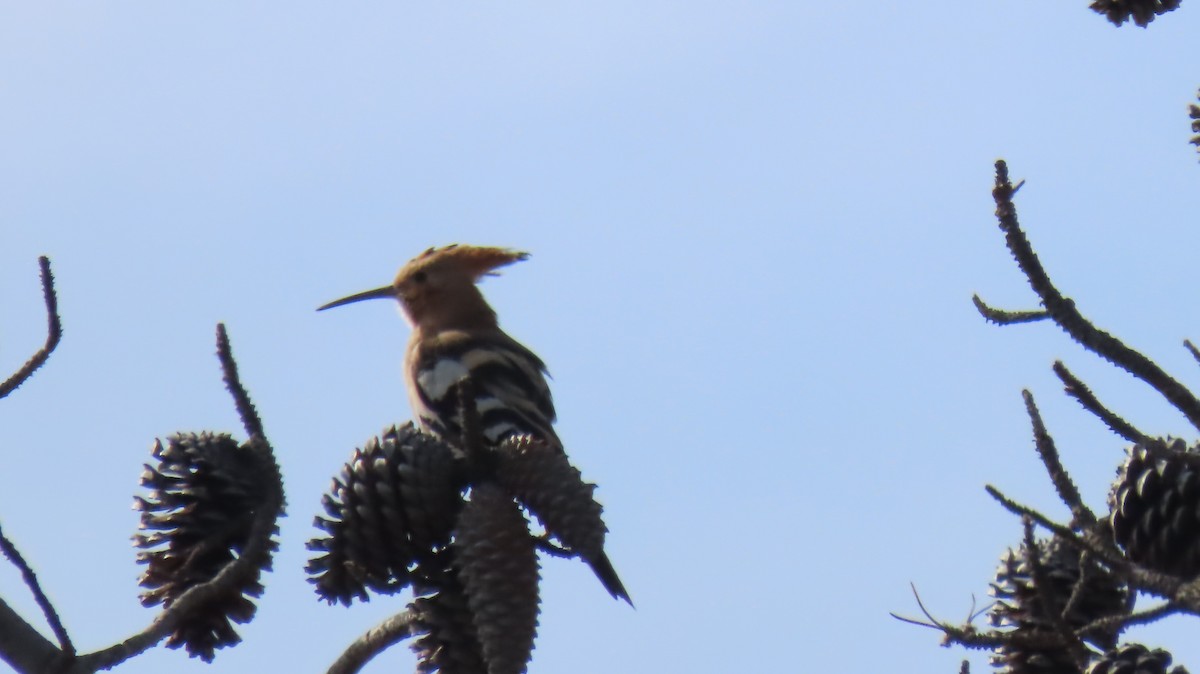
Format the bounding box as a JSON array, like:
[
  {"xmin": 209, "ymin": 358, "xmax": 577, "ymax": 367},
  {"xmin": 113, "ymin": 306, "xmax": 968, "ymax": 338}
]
[
  {"xmin": 307, "ymin": 423, "xmax": 463, "ymax": 605},
  {"xmin": 1088, "ymin": 643, "xmax": 1187, "ymax": 674},
  {"xmin": 989, "ymin": 536, "xmax": 1129, "ymax": 673},
  {"xmin": 134, "ymin": 432, "xmax": 280, "ymax": 661},
  {"xmin": 410, "ymin": 575, "xmax": 487, "ymax": 674},
  {"xmin": 993, "ymin": 648, "xmax": 1082, "ymax": 674},
  {"xmin": 1189, "ymin": 91, "xmax": 1199, "ymax": 156},
  {"xmin": 1088, "ymin": 0, "xmax": 1180, "ymax": 26},
  {"xmin": 453, "ymin": 482, "xmax": 540, "ymax": 674},
  {"xmin": 494, "ymin": 436, "xmax": 606, "ymax": 563},
  {"xmin": 1109, "ymin": 438, "xmax": 1200, "ymax": 577}
]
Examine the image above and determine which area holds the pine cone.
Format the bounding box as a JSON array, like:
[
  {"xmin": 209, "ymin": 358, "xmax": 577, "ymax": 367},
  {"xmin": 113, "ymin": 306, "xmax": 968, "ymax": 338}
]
[
  {"xmin": 1190, "ymin": 91, "xmax": 1200, "ymax": 154},
  {"xmin": 494, "ymin": 435, "xmax": 607, "ymax": 564},
  {"xmin": 410, "ymin": 575, "xmax": 487, "ymax": 674},
  {"xmin": 989, "ymin": 535, "xmax": 1128, "ymax": 672},
  {"xmin": 134, "ymin": 432, "xmax": 279, "ymax": 661},
  {"xmin": 1087, "ymin": 643, "xmax": 1187, "ymax": 674},
  {"xmin": 453, "ymin": 482, "xmax": 539, "ymax": 674},
  {"xmin": 1088, "ymin": 0, "xmax": 1180, "ymax": 26},
  {"xmin": 1109, "ymin": 439, "xmax": 1200, "ymax": 577},
  {"xmin": 992, "ymin": 647, "xmax": 1082, "ymax": 674},
  {"xmin": 307, "ymin": 423, "xmax": 463, "ymax": 605}
]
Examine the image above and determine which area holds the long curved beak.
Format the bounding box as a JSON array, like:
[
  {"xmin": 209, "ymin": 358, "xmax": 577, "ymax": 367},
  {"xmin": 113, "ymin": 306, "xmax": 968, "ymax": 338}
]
[{"xmin": 317, "ymin": 285, "xmax": 396, "ymax": 311}]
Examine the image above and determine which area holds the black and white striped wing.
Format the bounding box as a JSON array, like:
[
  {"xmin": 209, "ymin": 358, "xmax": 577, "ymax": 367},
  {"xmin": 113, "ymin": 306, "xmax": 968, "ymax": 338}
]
[{"xmin": 408, "ymin": 331, "xmax": 561, "ymax": 449}]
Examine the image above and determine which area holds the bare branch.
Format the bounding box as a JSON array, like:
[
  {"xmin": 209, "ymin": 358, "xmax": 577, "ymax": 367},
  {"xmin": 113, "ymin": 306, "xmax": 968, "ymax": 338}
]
[
  {"xmin": 889, "ymin": 584, "xmax": 1005, "ymax": 649},
  {"xmin": 989, "ymin": 159, "xmax": 1200, "ymax": 433},
  {"xmin": 1020, "ymin": 518, "xmax": 1088, "ymax": 667},
  {"xmin": 216, "ymin": 323, "xmax": 264, "ymax": 441},
  {"xmin": 1022, "ymin": 391, "xmax": 1094, "ymax": 526},
  {"xmin": 983, "ymin": 486, "xmax": 1106, "ymax": 565},
  {"xmin": 1052, "ymin": 362, "xmax": 1149, "ymax": 445},
  {"xmin": 0, "ymin": 522, "xmax": 73, "ymax": 656},
  {"xmin": 533, "ymin": 534, "xmax": 574, "ymax": 559},
  {"xmin": 1077, "ymin": 601, "xmax": 1180, "ymax": 637},
  {"xmin": 326, "ymin": 609, "xmax": 419, "ymax": 674},
  {"xmin": 971, "ymin": 294, "xmax": 1049, "ymax": 325},
  {"xmin": 0, "ymin": 257, "xmax": 63, "ymax": 400},
  {"xmin": 1184, "ymin": 339, "xmax": 1200, "ymax": 367},
  {"xmin": 0, "ymin": 595, "xmax": 62, "ymax": 674}
]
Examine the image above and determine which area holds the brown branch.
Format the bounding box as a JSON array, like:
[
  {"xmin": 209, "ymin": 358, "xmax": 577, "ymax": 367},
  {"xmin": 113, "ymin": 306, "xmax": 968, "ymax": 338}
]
[
  {"xmin": 1184, "ymin": 339, "xmax": 1200, "ymax": 367},
  {"xmin": 0, "ymin": 257, "xmax": 63, "ymax": 400},
  {"xmin": 216, "ymin": 323, "xmax": 264, "ymax": 441},
  {"xmin": 1077, "ymin": 601, "xmax": 1179, "ymax": 637},
  {"xmin": 1021, "ymin": 391, "xmax": 1094, "ymax": 526},
  {"xmin": 889, "ymin": 584, "xmax": 1005, "ymax": 650},
  {"xmin": 971, "ymin": 295, "xmax": 1049, "ymax": 325},
  {"xmin": 1052, "ymin": 361, "xmax": 1149, "ymax": 445},
  {"xmin": 325, "ymin": 609, "xmax": 419, "ymax": 674},
  {"xmin": 0, "ymin": 595, "xmax": 62, "ymax": 674},
  {"xmin": 989, "ymin": 159, "xmax": 1200, "ymax": 433},
  {"xmin": 983, "ymin": 486, "xmax": 1123, "ymax": 572},
  {"xmin": 1020, "ymin": 518, "xmax": 1088, "ymax": 667},
  {"xmin": 0, "ymin": 522, "xmax": 73, "ymax": 656},
  {"xmin": 533, "ymin": 534, "xmax": 575, "ymax": 559},
  {"xmin": 1065, "ymin": 549, "xmax": 1099, "ymax": 633}
]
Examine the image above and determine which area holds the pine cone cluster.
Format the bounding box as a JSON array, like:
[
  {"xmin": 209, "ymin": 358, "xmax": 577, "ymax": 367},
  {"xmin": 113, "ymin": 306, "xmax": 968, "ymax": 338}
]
[
  {"xmin": 133, "ymin": 432, "xmax": 280, "ymax": 661},
  {"xmin": 1088, "ymin": 0, "xmax": 1180, "ymax": 26},
  {"xmin": 309, "ymin": 429, "xmax": 614, "ymax": 674},
  {"xmin": 1088, "ymin": 644, "xmax": 1187, "ymax": 674},
  {"xmin": 1109, "ymin": 438, "xmax": 1200, "ymax": 577},
  {"xmin": 989, "ymin": 536, "xmax": 1129, "ymax": 673}
]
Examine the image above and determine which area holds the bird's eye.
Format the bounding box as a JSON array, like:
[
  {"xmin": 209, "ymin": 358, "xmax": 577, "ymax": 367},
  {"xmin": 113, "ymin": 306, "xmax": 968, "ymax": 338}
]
[{"xmin": 412, "ymin": 271, "xmax": 427, "ymax": 283}]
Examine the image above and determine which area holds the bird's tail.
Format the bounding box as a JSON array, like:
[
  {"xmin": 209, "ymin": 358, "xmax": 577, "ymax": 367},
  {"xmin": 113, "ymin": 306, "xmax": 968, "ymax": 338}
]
[{"xmin": 589, "ymin": 552, "xmax": 633, "ymax": 606}]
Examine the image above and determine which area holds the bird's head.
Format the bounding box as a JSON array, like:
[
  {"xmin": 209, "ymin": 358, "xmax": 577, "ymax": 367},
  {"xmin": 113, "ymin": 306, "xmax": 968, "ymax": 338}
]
[{"xmin": 318, "ymin": 244, "xmax": 529, "ymax": 331}]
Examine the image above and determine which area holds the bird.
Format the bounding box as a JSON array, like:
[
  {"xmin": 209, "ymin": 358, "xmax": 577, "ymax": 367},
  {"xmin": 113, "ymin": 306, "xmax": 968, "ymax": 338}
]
[{"xmin": 318, "ymin": 244, "xmax": 630, "ymax": 605}]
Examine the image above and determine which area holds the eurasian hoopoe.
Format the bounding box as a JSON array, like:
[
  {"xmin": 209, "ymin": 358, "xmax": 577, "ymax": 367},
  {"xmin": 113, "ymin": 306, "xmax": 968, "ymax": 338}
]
[{"xmin": 318, "ymin": 244, "xmax": 630, "ymax": 604}]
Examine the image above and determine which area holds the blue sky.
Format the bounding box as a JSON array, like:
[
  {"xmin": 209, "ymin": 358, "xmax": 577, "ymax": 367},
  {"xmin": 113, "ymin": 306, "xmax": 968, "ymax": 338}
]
[{"xmin": 2, "ymin": 3, "xmax": 1200, "ymax": 672}]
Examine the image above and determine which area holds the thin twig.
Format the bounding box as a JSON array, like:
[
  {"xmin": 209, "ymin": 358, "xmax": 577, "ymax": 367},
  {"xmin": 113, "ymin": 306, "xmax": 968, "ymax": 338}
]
[
  {"xmin": 971, "ymin": 295, "xmax": 1049, "ymax": 325},
  {"xmin": 1061, "ymin": 550, "xmax": 1098, "ymax": 640},
  {"xmin": 0, "ymin": 521, "xmax": 73, "ymax": 655},
  {"xmin": 1052, "ymin": 361, "xmax": 1149, "ymax": 445},
  {"xmin": 1184, "ymin": 339, "xmax": 1200, "ymax": 367},
  {"xmin": 216, "ymin": 323, "xmax": 264, "ymax": 441},
  {"xmin": 983, "ymin": 486, "xmax": 1121, "ymax": 571},
  {"xmin": 0, "ymin": 257, "xmax": 63, "ymax": 400},
  {"xmin": 990, "ymin": 159, "xmax": 1200, "ymax": 432},
  {"xmin": 1077, "ymin": 601, "xmax": 1179, "ymax": 637},
  {"xmin": 889, "ymin": 584, "xmax": 1005, "ymax": 649},
  {"xmin": 1021, "ymin": 518, "xmax": 1088, "ymax": 667},
  {"xmin": 533, "ymin": 535, "xmax": 574, "ymax": 559},
  {"xmin": 326, "ymin": 609, "xmax": 419, "ymax": 674},
  {"xmin": 1022, "ymin": 390, "xmax": 1094, "ymax": 526},
  {"xmin": 0, "ymin": 594, "xmax": 62, "ymax": 673}
]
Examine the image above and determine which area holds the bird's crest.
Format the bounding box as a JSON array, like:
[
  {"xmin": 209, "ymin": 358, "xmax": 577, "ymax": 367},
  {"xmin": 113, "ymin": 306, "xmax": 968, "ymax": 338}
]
[{"xmin": 399, "ymin": 245, "xmax": 530, "ymax": 284}]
